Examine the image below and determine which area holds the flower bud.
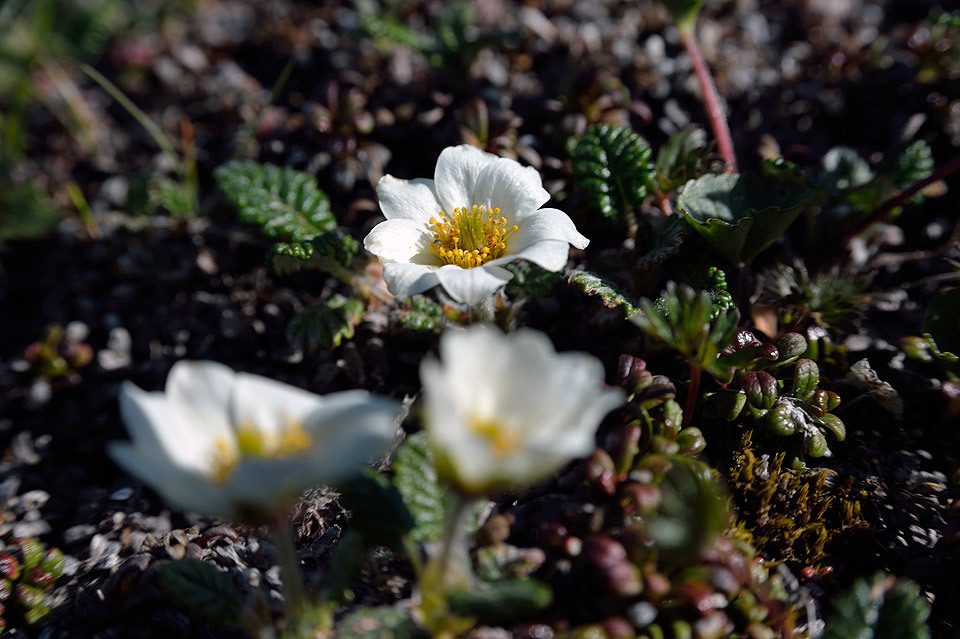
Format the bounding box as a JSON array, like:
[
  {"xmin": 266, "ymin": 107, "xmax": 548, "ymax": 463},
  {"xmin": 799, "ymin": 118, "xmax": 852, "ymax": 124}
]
[{"xmin": 792, "ymin": 359, "xmax": 820, "ymax": 400}]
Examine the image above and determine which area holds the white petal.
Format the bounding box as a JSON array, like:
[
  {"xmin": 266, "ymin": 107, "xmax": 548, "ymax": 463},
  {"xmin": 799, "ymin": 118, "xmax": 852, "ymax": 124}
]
[
  {"xmin": 485, "ymin": 240, "xmax": 571, "ymax": 272},
  {"xmin": 376, "ymin": 175, "xmax": 442, "ymax": 223},
  {"xmin": 363, "ymin": 218, "xmax": 434, "ymax": 264},
  {"xmin": 435, "ymin": 264, "xmax": 513, "ymax": 304},
  {"xmin": 165, "ymin": 361, "xmax": 235, "ymax": 445},
  {"xmin": 229, "ymin": 374, "xmax": 325, "ymax": 438},
  {"xmin": 109, "ymin": 442, "xmax": 234, "ymax": 517},
  {"xmin": 118, "ymin": 382, "xmax": 213, "ymax": 472},
  {"xmin": 382, "ymin": 262, "xmax": 441, "ymax": 298},
  {"xmin": 473, "ymin": 157, "xmax": 550, "ymax": 220},
  {"xmin": 506, "ymin": 208, "xmax": 589, "ymax": 252},
  {"xmin": 434, "ymin": 145, "xmax": 500, "ymax": 213}
]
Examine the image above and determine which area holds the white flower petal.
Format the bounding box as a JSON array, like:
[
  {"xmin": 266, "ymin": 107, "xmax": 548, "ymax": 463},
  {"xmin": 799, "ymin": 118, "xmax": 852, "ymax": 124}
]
[
  {"xmin": 435, "ymin": 264, "xmax": 513, "ymax": 304},
  {"xmin": 109, "ymin": 442, "xmax": 234, "ymax": 517},
  {"xmin": 434, "ymin": 145, "xmax": 500, "ymax": 213},
  {"xmin": 118, "ymin": 382, "xmax": 213, "ymax": 472},
  {"xmin": 382, "ymin": 262, "xmax": 442, "ymax": 298},
  {"xmin": 376, "ymin": 175, "xmax": 442, "ymax": 223},
  {"xmin": 229, "ymin": 374, "xmax": 326, "ymax": 438},
  {"xmin": 485, "ymin": 240, "xmax": 571, "ymax": 272},
  {"xmin": 506, "ymin": 208, "xmax": 589, "ymax": 252},
  {"xmin": 363, "ymin": 218, "xmax": 434, "ymax": 264},
  {"xmin": 473, "ymin": 157, "xmax": 550, "ymax": 220},
  {"xmin": 165, "ymin": 361, "xmax": 235, "ymax": 444}
]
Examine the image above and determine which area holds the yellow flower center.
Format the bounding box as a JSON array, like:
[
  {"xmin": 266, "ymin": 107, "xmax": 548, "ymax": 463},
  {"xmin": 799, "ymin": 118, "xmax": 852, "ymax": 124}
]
[
  {"xmin": 470, "ymin": 416, "xmax": 519, "ymax": 457},
  {"xmin": 211, "ymin": 417, "xmax": 313, "ymax": 482},
  {"xmin": 429, "ymin": 205, "xmax": 519, "ymax": 269}
]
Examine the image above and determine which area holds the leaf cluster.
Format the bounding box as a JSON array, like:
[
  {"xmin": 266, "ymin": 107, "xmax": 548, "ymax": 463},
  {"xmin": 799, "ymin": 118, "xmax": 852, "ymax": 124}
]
[
  {"xmin": 760, "ymin": 261, "xmax": 869, "ymax": 332},
  {"xmin": 572, "ymin": 124, "xmax": 654, "ymax": 221},
  {"xmin": 287, "ymin": 295, "xmax": 365, "ymax": 353},
  {"xmin": 823, "ymin": 573, "xmax": 930, "ymax": 639}
]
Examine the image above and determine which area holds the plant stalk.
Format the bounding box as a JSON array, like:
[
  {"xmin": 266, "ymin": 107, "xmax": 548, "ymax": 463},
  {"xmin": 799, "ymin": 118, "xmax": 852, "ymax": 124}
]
[
  {"xmin": 680, "ymin": 25, "xmax": 738, "ymax": 174},
  {"xmin": 270, "ymin": 519, "xmax": 309, "ymax": 623}
]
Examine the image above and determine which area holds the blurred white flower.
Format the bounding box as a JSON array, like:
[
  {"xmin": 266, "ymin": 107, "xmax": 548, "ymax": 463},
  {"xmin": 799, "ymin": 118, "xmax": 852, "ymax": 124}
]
[
  {"xmin": 110, "ymin": 361, "xmax": 400, "ymax": 522},
  {"xmin": 364, "ymin": 145, "xmax": 589, "ymax": 304},
  {"xmin": 420, "ymin": 326, "xmax": 624, "ymax": 495}
]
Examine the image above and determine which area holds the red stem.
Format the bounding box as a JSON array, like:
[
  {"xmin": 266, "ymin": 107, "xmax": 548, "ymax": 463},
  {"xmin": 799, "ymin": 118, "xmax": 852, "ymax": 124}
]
[
  {"xmin": 839, "ymin": 152, "xmax": 960, "ymax": 247},
  {"xmin": 683, "ymin": 364, "xmax": 701, "ymax": 426},
  {"xmin": 680, "ymin": 27, "xmax": 738, "ymax": 174}
]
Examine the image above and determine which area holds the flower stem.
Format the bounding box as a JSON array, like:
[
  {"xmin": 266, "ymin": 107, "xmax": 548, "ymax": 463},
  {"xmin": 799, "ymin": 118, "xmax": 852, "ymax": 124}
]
[
  {"xmin": 270, "ymin": 519, "xmax": 309, "ymax": 624},
  {"xmin": 680, "ymin": 25, "xmax": 738, "ymax": 174}
]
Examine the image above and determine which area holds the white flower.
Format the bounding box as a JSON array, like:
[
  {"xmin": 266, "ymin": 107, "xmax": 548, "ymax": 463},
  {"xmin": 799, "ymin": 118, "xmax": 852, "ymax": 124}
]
[
  {"xmin": 109, "ymin": 361, "xmax": 400, "ymax": 522},
  {"xmin": 364, "ymin": 145, "xmax": 589, "ymax": 304},
  {"xmin": 420, "ymin": 325, "xmax": 624, "ymax": 495}
]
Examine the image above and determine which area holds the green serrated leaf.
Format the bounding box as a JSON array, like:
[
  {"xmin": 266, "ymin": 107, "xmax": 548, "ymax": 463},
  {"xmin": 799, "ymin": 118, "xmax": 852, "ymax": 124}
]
[
  {"xmin": 339, "ymin": 470, "xmax": 415, "ymax": 551},
  {"xmin": 268, "ymin": 232, "xmax": 360, "ymax": 276},
  {"xmin": 337, "ymin": 606, "xmax": 429, "ymax": 639},
  {"xmin": 677, "ymin": 172, "xmax": 815, "ymax": 266},
  {"xmin": 922, "ymin": 288, "xmax": 960, "ymax": 358},
  {"xmin": 392, "ymin": 433, "xmax": 449, "ymax": 543},
  {"xmin": 157, "ymin": 559, "xmax": 244, "ymax": 626},
  {"xmin": 655, "ymin": 127, "xmax": 710, "ymax": 194},
  {"xmin": 504, "ymin": 261, "xmax": 563, "ymax": 299},
  {"xmin": 568, "ymin": 271, "xmax": 640, "ymax": 317},
  {"xmin": 637, "ymin": 214, "xmax": 687, "ymax": 268},
  {"xmin": 148, "ymin": 175, "xmax": 194, "ymax": 217},
  {"xmin": 824, "ymin": 573, "xmax": 931, "ymax": 639},
  {"xmin": 448, "ymin": 579, "xmax": 553, "ymax": 624},
  {"xmin": 287, "ymin": 295, "xmax": 364, "ymax": 353},
  {"xmin": 215, "ymin": 160, "xmax": 336, "ymax": 241},
  {"xmin": 572, "ymin": 124, "xmax": 654, "ymax": 221},
  {"xmin": 398, "ymin": 295, "xmax": 445, "ymax": 333}
]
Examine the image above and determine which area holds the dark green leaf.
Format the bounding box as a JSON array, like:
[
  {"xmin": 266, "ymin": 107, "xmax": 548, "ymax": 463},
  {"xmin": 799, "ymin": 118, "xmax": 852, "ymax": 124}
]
[
  {"xmin": 677, "ymin": 172, "xmax": 815, "ymax": 266},
  {"xmin": 339, "ymin": 470, "xmax": 415, "ymax": 550},
  {"xmin": 448, "ymin": 579, "xmax": 553, "ymax": 624},
  {"xmin": 157, "ymin": 559, "xmax": 244, "ymax": 626},
  {"xmin": 268, "ymin": 232, "xmax": 360, "ymax": 276},
  {"xmin": 568, "ymin": 271, "xmax": 640, "ymax": 317},
  {"xmin": 287, "ymin": 295, "xmax": 364, "ymax": 353},
  {"xmin": 215, "ymin": 160, "xmax": 336, "ymax": 241},
  {"xmin": 572, "ymin": 124, "xmax": 654, "ymax": 221},
  {"xmin": 824, "ymin": 573, "xmax": 930, "ymax": 639},
  {"xmin": 655, "ymin": 127, "xmax": 710, "ymax": 193},
  {"xmin": 337, "ymin": 606, "xmax": 428, "ymax": 639},
  {"xmin": 637, "ymin": 214, "xmax": 687, "ymax": 268},
  {"xmin": 392, "ymin": 433, "xmax": 449, "ymax": 543},
  {"xmin": 504, "ymin": 261, "xmax": 563, "ymax": 299}
]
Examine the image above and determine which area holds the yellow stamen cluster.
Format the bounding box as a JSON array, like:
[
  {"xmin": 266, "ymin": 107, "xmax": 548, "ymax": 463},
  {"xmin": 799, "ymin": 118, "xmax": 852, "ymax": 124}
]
[
  {"xmin": 470, "ymin": 416, "xmax": 519, "ymax": 457},
  {"xmin": 428, "ymin": 205, "xmax": 519, "ymax": 269},
  {"xmin": 211, "ymin": 417, "xmax": 313, "ymax": 482}
]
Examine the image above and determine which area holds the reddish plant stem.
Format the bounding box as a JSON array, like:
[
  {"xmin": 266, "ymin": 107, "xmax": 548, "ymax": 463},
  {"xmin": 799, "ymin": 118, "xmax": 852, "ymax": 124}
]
[
  {"xmin": 839, "ymin": 151, "xmax": 960, "ymax": 247},
  {"xmin": 680, "ymin": 27, "xmax": 738, "ymax": 174},
  {"xmin": 657, "ymin": 191, "xmax": 673, "ymax": 216},
  {"xmin": 683, "ymin": 363, "xmax": 701, "ymax": 426}
]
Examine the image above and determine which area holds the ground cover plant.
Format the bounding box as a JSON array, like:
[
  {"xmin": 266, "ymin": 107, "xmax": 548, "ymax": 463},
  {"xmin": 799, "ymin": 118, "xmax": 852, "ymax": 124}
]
[{"xmin": 1, "ymin": 0, "xmax": 959, "ymax": 637}]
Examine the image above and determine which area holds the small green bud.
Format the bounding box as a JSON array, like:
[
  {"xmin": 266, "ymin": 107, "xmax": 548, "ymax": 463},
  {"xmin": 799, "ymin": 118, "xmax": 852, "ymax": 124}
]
[
  {"xmin": 14, "ymin": 583, "xmax": 45, "ymax": 609},
  {"xmin": 792, "ymin": 359, "xmax": 820, "ymax": 400},
  {"xmin": 676, "ymin": 427, "xmax": 706, "ymax": 455},
  {"xmin": 15, "ymin": 539, "xmax": 43, "ymax": 571},
  {"xmin": 806, "ymin": 431, "xmax": 829, "ymax": 458},
  {"xmin": 39, "ymin": 549, "xmax": 65, "ymax": 581},
  {"xmin": 764, "ymin": 404, "xmax": 797, "ymax": 437}
]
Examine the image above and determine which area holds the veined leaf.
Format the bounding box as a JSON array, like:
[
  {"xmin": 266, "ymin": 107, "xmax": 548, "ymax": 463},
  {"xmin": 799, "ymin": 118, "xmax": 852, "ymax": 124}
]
[
  {"xmin": 392, "ymin": 433, "xmax": 449, "ymax": 543},
  {"xmin": 215, "ymin": 160, "xmax": 336, "ymax": 241},
  {"xmin": 157, "ymin": 559, "xmax": 244, "ymax": 626}
]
